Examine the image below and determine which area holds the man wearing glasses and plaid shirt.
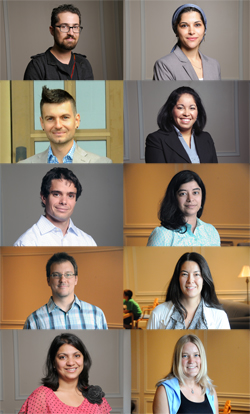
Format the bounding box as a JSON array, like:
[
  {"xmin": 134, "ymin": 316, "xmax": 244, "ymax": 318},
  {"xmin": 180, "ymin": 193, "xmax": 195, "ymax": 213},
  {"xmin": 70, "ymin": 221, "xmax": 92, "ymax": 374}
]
[
  {"xmin": 23, "ymin": 252, "xmax": 108, "ymax": 329},
  {"xmin": 24, "ymin": 4, "xmax": 94, "ymax": 80}
]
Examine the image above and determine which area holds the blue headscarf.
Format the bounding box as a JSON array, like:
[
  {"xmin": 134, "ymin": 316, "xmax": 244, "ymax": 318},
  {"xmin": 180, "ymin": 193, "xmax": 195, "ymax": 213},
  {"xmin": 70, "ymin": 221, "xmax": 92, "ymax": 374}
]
[{"xmin": 171, "ymin": 4, "xmax": 207, "ymax": 52}]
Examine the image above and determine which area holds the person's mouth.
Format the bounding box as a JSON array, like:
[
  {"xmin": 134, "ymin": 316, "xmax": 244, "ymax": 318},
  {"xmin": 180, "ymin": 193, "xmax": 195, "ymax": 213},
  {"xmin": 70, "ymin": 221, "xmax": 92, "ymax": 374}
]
[{"xmin": 65, "ymin": 368, "xmax": 77, "ymax": 372}]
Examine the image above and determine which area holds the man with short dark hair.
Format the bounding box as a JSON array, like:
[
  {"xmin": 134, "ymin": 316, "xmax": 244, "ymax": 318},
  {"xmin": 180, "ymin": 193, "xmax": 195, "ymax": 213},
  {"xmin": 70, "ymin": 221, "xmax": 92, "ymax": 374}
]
[
  {"xmin": 19, "ymin": 86, "xmax": 112, "ymax": 163},
  {"xmin": 24, "ymin": 4, "xmax": 94, "ymax": 80},
  {"xmin": 14, "ymin": 167, "xmax": 97, "ymax": 246},
  {"xmin": 23, "ymin": 252, "xmax": 108, "ymax": 329}
]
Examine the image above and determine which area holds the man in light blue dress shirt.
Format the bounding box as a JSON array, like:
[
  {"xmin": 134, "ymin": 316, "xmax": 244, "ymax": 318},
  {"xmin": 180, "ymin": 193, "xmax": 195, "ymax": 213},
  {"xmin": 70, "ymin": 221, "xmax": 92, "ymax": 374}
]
[
  {"xmin": 19, "ymin": 86, "xmax": 112, "ymax": 164},
  {"xmin": 23, "ymin": 252, "xmax": 108, "ymax": 329}
]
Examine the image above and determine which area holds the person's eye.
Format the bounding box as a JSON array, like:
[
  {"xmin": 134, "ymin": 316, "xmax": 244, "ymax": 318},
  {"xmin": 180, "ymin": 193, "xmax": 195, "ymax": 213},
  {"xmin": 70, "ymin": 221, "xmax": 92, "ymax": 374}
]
[
  {"xmin": 63, "ymin": 115, "xmax": 70, "ymax": 119},
  {"xmin": 195, "ymin": 23, "xmax": 202, "ymax": 27},
  {"xmin": 193, "ymin": 191, "xmax": 200, "ymax": 195},
  {"xmin": 61, "ymin": 24, "xmax": 68, "ymax": 29},
  {"xmin": 59, "ymin": 356, "xmax": 65, "ymax": 360},
  {"xmin": 182, "ymin": 354, "xmax": 188, "ymax": 358},
  {"xmin": 194, "ymin": 353, "xmax": 200, "ymax": 357},
  {"xmin": 179, "ymin": 192, "xmax": 186, "ymax": 196},
  {"xmin": 53, "ymin": 193, "xmax": 59, "ymax": 197},
  {"xmin": 75, "ymin": 354, "xmax": 81, "ymax": 358},
  {"xmin": 190, "ymin": 107, "xmax": 196, "ymax": 110},
  {"xmin": 180, "ymin": 24, "xmax": 187, "ymax": 28}
]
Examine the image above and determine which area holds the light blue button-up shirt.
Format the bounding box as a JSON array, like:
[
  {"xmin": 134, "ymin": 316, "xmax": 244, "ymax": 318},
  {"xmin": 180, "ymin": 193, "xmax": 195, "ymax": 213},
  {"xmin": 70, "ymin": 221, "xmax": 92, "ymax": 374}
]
[
  {"xmin": 47, "ymin": 140, "xmax": 76, "ymax": 163},
  {"xmin": 147, "ymin": 219, "xmax": 220, "ymax": 246}
]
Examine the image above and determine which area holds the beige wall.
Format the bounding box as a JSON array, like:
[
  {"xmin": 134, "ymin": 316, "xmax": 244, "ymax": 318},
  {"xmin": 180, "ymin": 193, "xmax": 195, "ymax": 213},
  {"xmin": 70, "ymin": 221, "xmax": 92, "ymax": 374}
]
[
  {"xmin": 0, "ymin": 247, "xmax": 123, "ymax": 329},
  {"xmin": 124, "ymin": 0, "xmax": 250, "ymax": 80},
  {"xmin": 131, "ymin": 330, "xmax": 250, "ymax": 413},
  {"xmin": 2, "ymin": 0, "xmax": 123, "ymax": 80},
  {"xmin": 124, "ymin": 81, "xmax": 250, "ymax": 163},
  {"xmin": 124, "ymin": 246, "xmax": 250, "ymax": 308},
  {"xmin": 1, "ymin": 329, "xmax": 130, "ymax": 414},
  {"xmin": 124, "ymin": 164, "xmax": 250, "ymax": 246},
  {"xmin": 0, "ymin": 81, "xmax": 11, "ymax": 163}
]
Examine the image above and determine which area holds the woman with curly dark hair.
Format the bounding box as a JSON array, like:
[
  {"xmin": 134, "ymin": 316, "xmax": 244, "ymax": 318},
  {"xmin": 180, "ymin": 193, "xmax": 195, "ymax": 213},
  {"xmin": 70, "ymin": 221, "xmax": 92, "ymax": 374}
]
[
  {"xmin": 19, "ymin": 333, "xmax": 111, "ymax": 413},
  {"xmin": 147, "ymin": 252, "xmax": 230, "ymax": 329}
]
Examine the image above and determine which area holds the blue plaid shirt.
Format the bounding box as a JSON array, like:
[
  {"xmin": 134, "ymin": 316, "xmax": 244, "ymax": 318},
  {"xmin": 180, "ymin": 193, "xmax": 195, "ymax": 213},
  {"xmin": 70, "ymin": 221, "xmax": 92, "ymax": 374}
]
[
  {"xmin": 23, "ymin": 295, "xmax": 108, "ymax": 329},
  {"xmin": 47, "ymin": 141, "xmax": 76, "ymax": 164}
]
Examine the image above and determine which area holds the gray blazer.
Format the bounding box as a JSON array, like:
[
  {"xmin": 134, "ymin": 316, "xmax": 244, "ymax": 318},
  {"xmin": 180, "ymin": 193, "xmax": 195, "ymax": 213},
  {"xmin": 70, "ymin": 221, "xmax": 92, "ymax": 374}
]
[
  {"xmin": 153, "ymin": 45, "xmax": 221, "ymax": 80},
  {"xmin": 19, "ymin": 143, "xmax": 112, "ymax": 163}
]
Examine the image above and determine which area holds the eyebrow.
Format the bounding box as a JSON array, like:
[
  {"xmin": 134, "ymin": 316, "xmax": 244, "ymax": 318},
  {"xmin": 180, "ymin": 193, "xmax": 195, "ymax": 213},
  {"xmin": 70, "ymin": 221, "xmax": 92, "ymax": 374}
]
[
  {"xmin": 177, "ymin": 187, "xmax": 201, "ymax": 192},
  {"xmin": 50, "ymin": 190, "xmax": 77, "ymax": 195},
  {"xmin": 179, "ymin": 20, "xmax": 202, "ymax": 24},
  {"xmin": 44, "ymin": 113, "xmax": 71, "ymax": 118},
  {"xmin": 57, "ymin": 352, "xmax": 80, "ymax": 356}
]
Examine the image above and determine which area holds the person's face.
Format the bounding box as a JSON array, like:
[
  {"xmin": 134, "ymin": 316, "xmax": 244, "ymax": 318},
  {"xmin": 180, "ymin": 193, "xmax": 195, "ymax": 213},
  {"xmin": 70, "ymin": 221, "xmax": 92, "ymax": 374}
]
[
  {"xmin": 40, "ymin": 101, "xmax": 80, "ymax": 147},
  {"xmin": 176, "ymin": 180, "xmax": 202, "ymax": 220},
  {"xmin": 181, "ymin": 342, "xmax": 201, "ymax": 379},
  {"xmin": 41, "ymin": 178, "xmax": 77, "ymax": 225},
  {"xmin": 50, "ymin": 12, "xmax": 80, "ymax": 51},
  {"xmin": 54, "ymin": 343, "xmax": 84, "ymax": 382},
  {"xmin": 177, "ymin": 11, "xmax": 205, "ymax": 51},
  {"xmin": 47, "ymin": 260, "xmax": 78, "ymax": 300},
  {"xmin": 172, "ymin": 94, "xmax": 198, "ymax": 134},
  {"xmin": 179, "ymin": 261, "xmax": 203, "ymax": 300}
]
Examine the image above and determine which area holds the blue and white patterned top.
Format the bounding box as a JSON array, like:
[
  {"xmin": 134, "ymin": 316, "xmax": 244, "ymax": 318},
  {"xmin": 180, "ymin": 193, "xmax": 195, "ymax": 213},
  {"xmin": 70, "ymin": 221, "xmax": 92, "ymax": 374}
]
[
  {"xmin": 47, "ymin": 140, "xmax": 76, "ymax": 163},
  {"xmin": 14, "ymin": 215, "xmax": 97, "ymax": 246},
  {"xmin": 147, "ymin": 219, "xmax": 220, "ymax": 246},
  {"xmin": 23, "ymin": 295, "xmax": 108, "ymax": 329}
]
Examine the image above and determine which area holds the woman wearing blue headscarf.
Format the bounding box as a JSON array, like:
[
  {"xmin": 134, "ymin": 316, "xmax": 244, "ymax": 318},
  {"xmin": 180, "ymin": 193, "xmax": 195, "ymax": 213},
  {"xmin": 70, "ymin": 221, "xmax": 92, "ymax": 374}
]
[{"xmin": 153, "ymin": 4, "xmax": 221, "ymax": 81}]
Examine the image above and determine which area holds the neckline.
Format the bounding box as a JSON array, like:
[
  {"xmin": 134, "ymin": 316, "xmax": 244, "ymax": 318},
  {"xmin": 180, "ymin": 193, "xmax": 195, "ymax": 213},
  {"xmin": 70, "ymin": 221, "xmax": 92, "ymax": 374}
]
[
  {"xmin": 51, "ymin": 388, "xmax": 87, "ymax": 408},
  {"xmin": 180, "ymin": 390, "xmax": 205, "ymax": 404}
]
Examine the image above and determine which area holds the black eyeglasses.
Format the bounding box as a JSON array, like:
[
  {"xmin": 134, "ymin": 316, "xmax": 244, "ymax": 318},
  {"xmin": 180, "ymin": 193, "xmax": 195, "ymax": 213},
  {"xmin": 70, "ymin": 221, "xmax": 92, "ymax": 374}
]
[{"xmin": 55, "ymin": 24, "xmax": 82, "ymax": 33}]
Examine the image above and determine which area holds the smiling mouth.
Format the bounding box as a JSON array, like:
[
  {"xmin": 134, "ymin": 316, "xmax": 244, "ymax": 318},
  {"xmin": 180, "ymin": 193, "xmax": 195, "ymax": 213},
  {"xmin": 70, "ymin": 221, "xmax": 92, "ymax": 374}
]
[{"xmin": 65, "ymin": 368, "xmax": 77, "ymax": 372}]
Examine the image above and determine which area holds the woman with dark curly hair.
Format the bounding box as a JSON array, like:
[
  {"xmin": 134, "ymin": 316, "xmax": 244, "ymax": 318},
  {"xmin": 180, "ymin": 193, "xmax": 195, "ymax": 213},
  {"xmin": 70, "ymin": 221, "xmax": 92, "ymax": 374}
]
[
  {"xmin": 145, "ymin": 87, "xmax": 218, "ymax": 163},
  {"xmin": 153, "ymin": 335, "xmax": 219, "ymax": 413},
  {"xmin": 147, "ymin": 252, "xmax": 230, "ymax": 329},
  {"xmin": 147, "ymin": 170, "xmax": 220, "ymax": 246},
  {"xmin": 19, "ymin": 333, "xmax": 111, "ymax": 413},
  {"xmin": 153, "ymin": 4, "xmax": 221, "ymax": 80}
]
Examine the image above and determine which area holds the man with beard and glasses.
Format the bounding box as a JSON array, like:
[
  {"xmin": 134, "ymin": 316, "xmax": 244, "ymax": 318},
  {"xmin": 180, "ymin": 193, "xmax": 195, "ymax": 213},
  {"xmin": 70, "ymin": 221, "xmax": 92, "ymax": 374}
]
[
  {"xmin": 24, "ymin": 4, "xmax": 94, "ymax": 80},
  {"xmin": 23, "ymin": 252, "xmax": 108, "ymax": 329}
]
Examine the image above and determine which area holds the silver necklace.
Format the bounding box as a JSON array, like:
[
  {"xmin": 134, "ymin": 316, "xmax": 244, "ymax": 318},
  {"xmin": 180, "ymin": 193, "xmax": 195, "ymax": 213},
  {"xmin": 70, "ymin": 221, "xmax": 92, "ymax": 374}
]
[{"xmin": 191, "ymin": 62, "xmax": 202, "ymax": 69}]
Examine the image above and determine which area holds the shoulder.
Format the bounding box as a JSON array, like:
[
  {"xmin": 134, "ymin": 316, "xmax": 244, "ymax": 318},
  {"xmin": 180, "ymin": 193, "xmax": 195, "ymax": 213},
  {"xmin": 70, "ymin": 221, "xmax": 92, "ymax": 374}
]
[
  {"xmin": 74, "ymin": 144, "xmax": 112, "ymax": 163},
  {"xmin": 203, "ymin": 304, "xmax": 230, "ymax": 329},
  {"xmin": 200, "ymin": 52, "xmax": 220, "ymax": 67},
  {"xmin": 146, "ymin": 130, "xmax": 171, "ymax": 141},
  {"xmin": 153, "ymin": 51, "xmax": 181, "ymax": 80},
  {"xmin": 71, "ymin": 225, "xmax": 97, "ymax": 246},
  {"xmin": 14, "ymin": 221, "xmax": 40, "ymax": 246},
  {"xmin": 197, "ymin": 220, "xmax": 220, "ymax": 245},
  {"xmin": 147, "ymin": 302, "xmax": 174, "ymax": 329},
  {"xmin": 18, "ymin": 149, "xmax": 48, "ymax": 163},
  {"xmin": 147, "ymin": 226, "xmax": 174, "ymax": 246}
]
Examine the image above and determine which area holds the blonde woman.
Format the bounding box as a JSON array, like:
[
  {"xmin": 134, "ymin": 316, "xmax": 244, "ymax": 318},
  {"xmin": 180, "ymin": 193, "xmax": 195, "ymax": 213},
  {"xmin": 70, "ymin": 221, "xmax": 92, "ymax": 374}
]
[{"xmin": 153, "ymin": 334, "xmax": 218, "ymax": 414}]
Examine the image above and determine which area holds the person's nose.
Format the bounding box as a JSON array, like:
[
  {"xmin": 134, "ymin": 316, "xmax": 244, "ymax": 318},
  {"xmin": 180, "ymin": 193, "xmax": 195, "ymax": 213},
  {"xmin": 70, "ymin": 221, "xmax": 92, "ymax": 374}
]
[
  {"xmin": 58, "ymin": 274, "xmax": 67, "ymax": 282},
  {"xmin": 186, "ymin": 274, "xmax": 194, "ymax": 284},
  {"xmin": 188, "ymin": 24, "xmax": 195, "ymax": 34},
  {"xmin": 59, "ymin": 195, "xmax": 67, "ymax": 205},
  {"xmin": 67, "ymin": 26, "xmax": 75, "ymax": 35},
  {"xmin": 54, "ymin": 118, "xmax": 62, "ymax": 129},
  {"xmin": 66, "ymin": 357, "xmax": 74, "ymax": 366},
  {"xmin": 186, "ymin": 191, "xmax": 193, "ymax": 202}
]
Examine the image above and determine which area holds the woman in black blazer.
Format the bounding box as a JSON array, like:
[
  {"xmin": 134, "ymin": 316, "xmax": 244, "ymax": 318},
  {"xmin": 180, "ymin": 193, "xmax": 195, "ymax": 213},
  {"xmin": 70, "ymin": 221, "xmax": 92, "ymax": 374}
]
[{"xmin": 145, "ymin": 86, "xmax": 218, "ymax": 163}]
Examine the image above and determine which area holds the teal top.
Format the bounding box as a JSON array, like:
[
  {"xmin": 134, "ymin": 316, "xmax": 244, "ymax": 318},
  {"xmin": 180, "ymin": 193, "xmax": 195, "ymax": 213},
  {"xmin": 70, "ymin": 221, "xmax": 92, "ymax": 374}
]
[
  {"xmin": 147, "ymin": 219, "xmax": 220, "ymax": 247},
  {"xmin": 123, "ymin": 299, "xmax": 142, "ymax": 319}
]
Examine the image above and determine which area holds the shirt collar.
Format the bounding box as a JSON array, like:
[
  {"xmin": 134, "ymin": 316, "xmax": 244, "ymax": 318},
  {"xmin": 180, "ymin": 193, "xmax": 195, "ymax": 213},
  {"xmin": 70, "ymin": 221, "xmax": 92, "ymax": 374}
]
[
  {"xmin": 37, "ymin": 215, "xmax": 78, "ymax": 236},
  {"xmin": 173, "ymin": 125, "xmax": 194, "ymax": 141},
  {"xmin": 47, "ymin": 140, "xmax": 76, "ymax": 164},
  {"xmin": 47, "ymin": 295, "xmax": 81, "ymax": 313}
]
